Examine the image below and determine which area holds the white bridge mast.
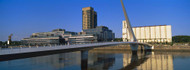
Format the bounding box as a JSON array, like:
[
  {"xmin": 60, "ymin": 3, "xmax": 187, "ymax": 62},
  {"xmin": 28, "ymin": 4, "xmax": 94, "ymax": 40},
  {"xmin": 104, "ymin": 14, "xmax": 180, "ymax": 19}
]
[{"xmin": 120, "ymin": 0, "xmax": 137, "ymax": 42}]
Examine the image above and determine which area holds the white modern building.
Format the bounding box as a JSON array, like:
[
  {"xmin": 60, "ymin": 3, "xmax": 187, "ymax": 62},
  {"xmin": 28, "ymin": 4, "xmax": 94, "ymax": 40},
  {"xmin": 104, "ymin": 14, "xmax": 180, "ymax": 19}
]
[
  {"xmin": 122, "ymin": 21, "xmax": 172, "ymax": 43},
  {"xmin": 68, "ymin": 34, "xmax": 98, "ymax": 44},
  {"xmin": 22, "ymin": 29, "xmax": 77, "ymax": 45}
]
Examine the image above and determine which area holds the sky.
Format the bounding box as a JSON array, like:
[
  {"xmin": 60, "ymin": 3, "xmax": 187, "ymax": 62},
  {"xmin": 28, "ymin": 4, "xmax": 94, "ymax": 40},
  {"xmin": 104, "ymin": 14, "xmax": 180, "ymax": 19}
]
[{"xmin": 0, "ymin": 0, "xmax": 190, "ymax": 41}]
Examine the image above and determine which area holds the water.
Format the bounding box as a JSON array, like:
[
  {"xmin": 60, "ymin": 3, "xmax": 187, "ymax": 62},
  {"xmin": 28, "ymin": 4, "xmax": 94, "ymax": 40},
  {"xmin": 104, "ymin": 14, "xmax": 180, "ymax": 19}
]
[{"xmin": 0, "ymin": 48, "xmax": 190, "ymax": 70}]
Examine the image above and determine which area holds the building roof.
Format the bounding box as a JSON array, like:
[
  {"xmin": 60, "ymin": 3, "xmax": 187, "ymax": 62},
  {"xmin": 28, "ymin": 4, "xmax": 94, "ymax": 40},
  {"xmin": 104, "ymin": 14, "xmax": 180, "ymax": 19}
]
[
  {"xmin": 96, "ymin": 26, "xmax": 108, "ymax": 29},
  {"xmin": 52, "ymin": 29, "xmax": 65, "ymax": 32},
  {"xmin": 133, "ymin": 25, "xmax": 171, "ymax": 28},
  {"xmin": 82, "ymin": 7, "xmax": 94, "ymax": 10}
]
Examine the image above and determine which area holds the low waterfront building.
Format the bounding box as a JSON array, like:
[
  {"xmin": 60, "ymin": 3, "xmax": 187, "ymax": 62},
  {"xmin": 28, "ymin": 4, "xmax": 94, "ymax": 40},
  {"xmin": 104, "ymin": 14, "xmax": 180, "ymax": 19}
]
[
  {"xmin": 68, "ymin": 34, "xmax": 97, "ymax": 44},
  {"xmin": 22, "ymin": 29, "xmax": 77, "ymax": 45},
  {"xmin": 68, "ymin": 26, "xmax": 115, "ymax": 44},
  {"xmin": 122, "ymin": 20, "xmax": 172, "ymax": 43},
  {"xmin": 79, "ymin": 26, "xmax": 115, "ymax": 42}
]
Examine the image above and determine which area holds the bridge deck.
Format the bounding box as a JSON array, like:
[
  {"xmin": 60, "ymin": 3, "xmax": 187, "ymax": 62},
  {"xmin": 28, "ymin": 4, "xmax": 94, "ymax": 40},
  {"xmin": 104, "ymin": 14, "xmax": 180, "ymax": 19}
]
[{"xmin": 0, "ymin": 42, "xmax": 151, "ymax": 56}]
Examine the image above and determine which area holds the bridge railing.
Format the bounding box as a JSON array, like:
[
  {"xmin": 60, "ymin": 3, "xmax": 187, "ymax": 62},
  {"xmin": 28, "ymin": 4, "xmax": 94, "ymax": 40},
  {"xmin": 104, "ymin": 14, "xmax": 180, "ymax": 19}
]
[
  {"xmin": 0, "ymin": 41, "xmax": 152, "ymax": 51},
  {"xmin": 0, "ymin": 41, "xmax": 118, "ymax": 51},
  {"xmin": 0, "ymin": 42, "xmax": 152, "ymax": 55},
  {"xmin": 0, "ymin": 42, "xmax": 123, "ymax": 55}
]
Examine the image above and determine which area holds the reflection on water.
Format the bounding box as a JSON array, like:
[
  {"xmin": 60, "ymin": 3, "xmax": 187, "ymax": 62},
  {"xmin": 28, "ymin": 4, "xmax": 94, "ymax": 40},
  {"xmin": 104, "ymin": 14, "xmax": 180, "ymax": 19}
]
[
  {"xmin": 122, "ymin": 52, "xmax": 150, "ymax": 70},
  {"xmin": 0, "ymin": 49, "xmax": 190, "ymax": 70},
  {"xmin": 123, "ymin": 52, "xmax": 173, "ymax": 70},
  {"xmin": 137, "ymin": 52, "xmax": 173, "ymax": 70}
]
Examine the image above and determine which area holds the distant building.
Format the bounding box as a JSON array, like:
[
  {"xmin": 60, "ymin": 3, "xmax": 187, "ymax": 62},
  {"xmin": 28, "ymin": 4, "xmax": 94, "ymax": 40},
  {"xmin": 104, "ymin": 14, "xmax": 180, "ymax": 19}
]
[
  {"xmin": 80, "ymin": 26, "xmax": 115, "ymax": 42},
  {"xmin": 68, "ymin": 34, "xmax": 98, "ymax": 44},
  {"xmin": 82, "ymin": 7, "xmax": 97, "ymax": 30},
  {"xmin": 69, "ymin": 26, "xmax": 115, "ymax": 44},
  {"xmin": 22, "ymin": 6, "xmax": 115, "ymax": 45},
  {"xmin": 7, "ymin": 34, "xmax": 13, "ymax": 45},
  {"xmin": 122, "ymin": 21, "xmax": 172, "ymax": 43},
  {"xmin": 22, "ymin": 29, "xmax": 77, "ymax": 45},
  {"xmin": 68, "ymin": 7, "xmax": 115, "ymax": 44}
]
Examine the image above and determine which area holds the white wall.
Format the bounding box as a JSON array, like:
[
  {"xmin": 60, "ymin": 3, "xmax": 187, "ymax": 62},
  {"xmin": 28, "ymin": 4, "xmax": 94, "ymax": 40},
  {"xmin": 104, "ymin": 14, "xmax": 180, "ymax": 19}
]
[{"xmin": 122, "ymin": 20, "xmax": 172, "ymax": 43}]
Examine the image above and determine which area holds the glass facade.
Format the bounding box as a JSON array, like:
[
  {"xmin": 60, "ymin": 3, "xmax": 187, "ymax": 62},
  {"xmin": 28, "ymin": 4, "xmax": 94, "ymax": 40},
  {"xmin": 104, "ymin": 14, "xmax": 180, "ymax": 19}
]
[{"xmin": 82, "ymin": 26, "xmax": 115, "ymax": 42}]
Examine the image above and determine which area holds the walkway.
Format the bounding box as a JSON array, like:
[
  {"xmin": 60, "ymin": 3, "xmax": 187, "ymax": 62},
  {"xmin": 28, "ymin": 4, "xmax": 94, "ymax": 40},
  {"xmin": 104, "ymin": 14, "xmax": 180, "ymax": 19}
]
[{"xmin": 0, "ymin": 42, "xmax": 151, "ymax": 56}]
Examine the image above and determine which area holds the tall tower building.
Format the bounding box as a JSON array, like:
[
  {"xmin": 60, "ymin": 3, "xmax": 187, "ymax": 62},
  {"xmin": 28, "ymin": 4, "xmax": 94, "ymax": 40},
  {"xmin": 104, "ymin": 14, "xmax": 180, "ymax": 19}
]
[{"xmin": 82, "ymin": 7, "xmax": 97, "ymax": 30}]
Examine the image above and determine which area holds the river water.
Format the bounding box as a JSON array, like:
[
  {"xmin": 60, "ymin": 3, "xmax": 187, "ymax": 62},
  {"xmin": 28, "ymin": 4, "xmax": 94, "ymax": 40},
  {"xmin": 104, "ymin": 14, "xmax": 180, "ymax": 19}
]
[{"xmin": 0, "ymin": 46, "xmax": 190, "ymax": 70}]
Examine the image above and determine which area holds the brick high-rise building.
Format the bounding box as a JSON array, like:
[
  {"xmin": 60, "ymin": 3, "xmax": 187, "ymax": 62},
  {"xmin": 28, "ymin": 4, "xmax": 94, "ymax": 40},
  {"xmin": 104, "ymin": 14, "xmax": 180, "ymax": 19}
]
[{"xmin": 82, "ymin": 7, "xmax": 97, "ymax": 30}]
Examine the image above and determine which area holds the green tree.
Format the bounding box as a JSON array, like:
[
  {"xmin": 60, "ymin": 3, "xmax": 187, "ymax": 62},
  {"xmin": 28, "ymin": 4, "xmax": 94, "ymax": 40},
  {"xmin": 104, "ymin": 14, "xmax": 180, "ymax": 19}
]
[
  {"xmin": 172, "ymin": 35, "xmax": 190, "ymax": 43},
  {"xmin": 0, "ymin": 41, "xmax": 3, "ymax": 46},
  {"xmin": 114, "ymin": 38, "xmax": 123, "ymax": 42}
]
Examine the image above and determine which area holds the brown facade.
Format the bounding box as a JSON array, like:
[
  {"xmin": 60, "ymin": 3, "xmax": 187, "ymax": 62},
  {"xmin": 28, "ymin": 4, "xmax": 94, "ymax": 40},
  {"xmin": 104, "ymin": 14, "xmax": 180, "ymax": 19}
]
[{"xmin": 82, "ymin": 7, "xmax": 97, "ymax": 30}]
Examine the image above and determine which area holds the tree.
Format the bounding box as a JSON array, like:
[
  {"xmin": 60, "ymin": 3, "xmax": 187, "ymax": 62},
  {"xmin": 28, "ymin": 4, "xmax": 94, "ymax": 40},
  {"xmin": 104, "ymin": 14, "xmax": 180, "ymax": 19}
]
[
  {"xmin": 172, "ymin": 35, "xmax": 190, "ymax": 43},
  {"xmin": 0, "ymin": 41, "xmax": 3, "ymax": 46},
  {"xmin": 114, "ymin": 38, "xmax": 123, "ymax": 42}
]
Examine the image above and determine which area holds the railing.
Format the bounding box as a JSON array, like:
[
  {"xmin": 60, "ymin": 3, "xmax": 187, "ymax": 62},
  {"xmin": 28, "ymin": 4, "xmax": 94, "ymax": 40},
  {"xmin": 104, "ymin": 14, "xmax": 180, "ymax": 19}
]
[
  {"xmin": 0, "ymin": 42, "xmax": 152, "ymax": 55},
  {"xmin": 0, "ymin": 41, "xmax": 112, "ymax": 50},
  {"xmin": 0, "ymin": 42, "xmax": 120, "ymax": 55}
]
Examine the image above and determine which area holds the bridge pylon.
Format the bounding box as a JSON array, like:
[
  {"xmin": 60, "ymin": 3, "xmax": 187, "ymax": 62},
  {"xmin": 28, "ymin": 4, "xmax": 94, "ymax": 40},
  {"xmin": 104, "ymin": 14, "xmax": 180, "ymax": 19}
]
[{"xmin": 120, "ymin": 0, "xmax": 137, "ymax": 42}]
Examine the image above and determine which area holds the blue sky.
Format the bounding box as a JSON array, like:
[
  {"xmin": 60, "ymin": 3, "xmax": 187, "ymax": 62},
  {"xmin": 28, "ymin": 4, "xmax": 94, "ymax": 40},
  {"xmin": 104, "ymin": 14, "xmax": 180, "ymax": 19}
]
[{"xmin": 0, "ymin": 0, "xmax": 190, "ymax": 41}]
